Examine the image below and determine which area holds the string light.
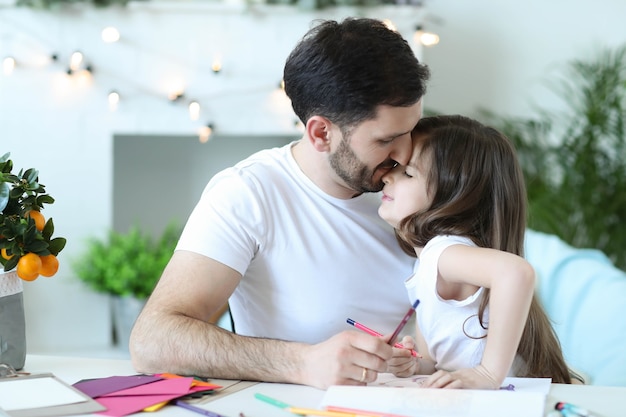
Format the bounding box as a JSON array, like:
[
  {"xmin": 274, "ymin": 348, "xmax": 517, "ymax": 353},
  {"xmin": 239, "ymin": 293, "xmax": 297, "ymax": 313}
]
[
  {"xmin": 188, "ymin": 100, "xmax": 200, "ymax": 120},
  {"xmin": 414, "ymin": 25, "xmax": 440, "ymax": 47},
  {"xmin": 168, "ymin": 91, "xmax": 185, "ymax": 102},
  {"xmin": 108, "ymin": 90, "xmax": 120, "ymax": 111},
  {"xmin": 3, "ymin": 57, "xmax": 16, "ymax": 75},
  {"xmin": 382, "ymin": 19, "xmax": 397, "ymax": 32},
  {"xmin": 101, "ymin": 27, "xmax": 121, "ymax": 43},
  {"xmin": 211, "ymin": 59, "xmax": 222, "ymax": 74},
  {"xmin": 198, "ymin": 123, "xmax": 214, "ymax": 143},
  {"xmin": 9, "ymin": 24, "xmax": 300, "ymax": 136},
  {"xmin": 69, "ymin": 51, "xmax": 84, "ymax": 72}
]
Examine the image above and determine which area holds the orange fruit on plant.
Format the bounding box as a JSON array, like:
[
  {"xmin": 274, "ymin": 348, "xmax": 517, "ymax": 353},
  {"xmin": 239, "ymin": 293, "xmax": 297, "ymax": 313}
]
[
  {"xmin": 1, "ymin": 248, "xmax": 14, "ymax": 260},
  {"xmin": 26, "ymin": 210, "xmax": 46, "ymax": 231},
  {"xmin": 39, "ymin": 254, "xmax": 59, "ymax": 277},
  {"xmin": 17, "ymin": 252, "xmax": 42, "ymax": 281}
]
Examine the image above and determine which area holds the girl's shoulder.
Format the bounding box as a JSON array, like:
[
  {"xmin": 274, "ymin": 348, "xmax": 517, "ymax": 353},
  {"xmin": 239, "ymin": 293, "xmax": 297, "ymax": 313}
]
[
  {"xmin": 419, "ymin": 235, "xmax": 477, "ymax": 265},
  {"xmin": 425, "ymin": 235, "xmax": 476, "ymax": 251}
]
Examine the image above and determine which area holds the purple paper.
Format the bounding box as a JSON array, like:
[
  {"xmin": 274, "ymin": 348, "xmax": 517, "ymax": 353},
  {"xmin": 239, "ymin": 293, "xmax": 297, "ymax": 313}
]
[{"xmin": 73, "ymin": 375, "xmax": 163, "ymax": 398}]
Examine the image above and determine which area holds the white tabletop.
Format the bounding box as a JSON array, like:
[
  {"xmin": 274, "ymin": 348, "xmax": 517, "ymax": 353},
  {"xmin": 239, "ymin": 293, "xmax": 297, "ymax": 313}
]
[{"xmin": 20, "ymin": 355, "xmax": 624, "ymax": 417}]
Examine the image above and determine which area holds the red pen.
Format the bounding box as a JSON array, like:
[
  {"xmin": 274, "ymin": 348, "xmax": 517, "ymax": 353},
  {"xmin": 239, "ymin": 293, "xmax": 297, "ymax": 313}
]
[{"xmin": 346, "ymin": 318, "xmax": 421, "ymax": 358}]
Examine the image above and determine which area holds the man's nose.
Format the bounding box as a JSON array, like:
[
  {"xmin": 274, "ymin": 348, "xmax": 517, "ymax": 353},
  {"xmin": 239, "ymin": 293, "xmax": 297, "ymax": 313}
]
[{"xmin": 390, "ymin": 133, "xmax": 412, "ymax": 166}]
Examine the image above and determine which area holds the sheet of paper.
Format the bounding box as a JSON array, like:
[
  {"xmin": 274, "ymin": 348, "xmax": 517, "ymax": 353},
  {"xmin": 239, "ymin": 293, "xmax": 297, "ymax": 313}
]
[
  {"xmin": 372, "ymin": 373, "xmax": 552, "ymax": 394},
  {"xmin": 321, "ymin": 385, "xmax": 546, "ymax": 417},
  {"xmin": 0, "ymin": 376, "xmax": 88, "ymax": 411},
  {"xmin": 73, "ymin": 375, "xmax": 163, "ymax": 398},
  {"xmin": 321, "ymin": 375, "xmax": 551, "ymax": 417},
  {"xmin": 99, "ymin": 377, "xmax": 194, "ymax": 397}
]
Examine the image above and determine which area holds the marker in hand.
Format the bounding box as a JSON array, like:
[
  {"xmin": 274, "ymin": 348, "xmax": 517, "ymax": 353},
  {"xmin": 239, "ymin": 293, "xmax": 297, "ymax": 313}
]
[
  {"xmin": 346, "ymin": 317, "xmax": 421, "ymax": 358},
  {"xmin": 387, "ymin": 299, "xmax": 420, "ymax": 346}
]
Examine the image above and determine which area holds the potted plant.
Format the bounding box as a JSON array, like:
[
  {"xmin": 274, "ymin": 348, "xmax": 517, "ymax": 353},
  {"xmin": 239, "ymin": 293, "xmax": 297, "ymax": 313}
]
[
  {"xmin": 0, "ymin": 152, "xmax": 66, "ymax": 370},
  {"xmin": 477, "ymin": 45, "xmax": 626, "ymax": 271},
  {"xmin": 71, "ymin": 223, "xmax": 180, "ymax": 349}
]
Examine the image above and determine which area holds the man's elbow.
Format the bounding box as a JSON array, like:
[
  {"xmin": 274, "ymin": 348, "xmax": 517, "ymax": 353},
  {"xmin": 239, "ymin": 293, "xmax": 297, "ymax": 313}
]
[{"xmin": 129, "ymin": 320, "xmax": 159, "ymax": 374}]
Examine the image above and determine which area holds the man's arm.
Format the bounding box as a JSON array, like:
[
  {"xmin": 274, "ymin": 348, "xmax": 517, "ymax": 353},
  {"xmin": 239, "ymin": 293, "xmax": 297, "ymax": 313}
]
[{"xmin": 129, "ymin": 250, "xmax": 394, "ymax": 389}]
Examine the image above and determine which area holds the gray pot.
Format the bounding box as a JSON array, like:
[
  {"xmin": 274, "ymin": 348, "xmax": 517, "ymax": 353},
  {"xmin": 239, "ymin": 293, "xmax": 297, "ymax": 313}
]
[
  {"xmin": 0, "ymin": 270, "xmax": 26, "ymax": 370},
  {"xmin": 111, "ymin": 295, "xmax": 146, "ymax": 353}
]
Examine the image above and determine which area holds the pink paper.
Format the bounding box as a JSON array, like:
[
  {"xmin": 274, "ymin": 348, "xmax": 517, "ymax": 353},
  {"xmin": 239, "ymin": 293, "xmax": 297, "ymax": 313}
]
[
  {"xmin": 73, "ymin": 375, "xmax": 163, "ymax": 398},
  {"xmin": 96, "ymin": 393, "xmax": 185, "ymax": 417},
  {"xmin": 100, "ymin": 377, "xmax": 194, "ymax": 397}
]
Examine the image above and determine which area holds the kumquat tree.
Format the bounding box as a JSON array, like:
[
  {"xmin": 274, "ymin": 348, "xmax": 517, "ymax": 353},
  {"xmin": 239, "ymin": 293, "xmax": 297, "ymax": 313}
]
[{"xmin": 0, "ymin": 152, "xmax": 66, "ymax": 281}]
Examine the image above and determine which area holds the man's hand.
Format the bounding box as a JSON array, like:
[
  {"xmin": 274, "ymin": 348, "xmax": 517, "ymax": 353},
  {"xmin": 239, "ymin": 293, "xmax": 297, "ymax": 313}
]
[
  {"xmin": 422, "ymin": 364, "xmax": 500, "ymax": 389},
  {"xmin": 298, "ymin": 331, "xmax": 394, "ymax": 389}
]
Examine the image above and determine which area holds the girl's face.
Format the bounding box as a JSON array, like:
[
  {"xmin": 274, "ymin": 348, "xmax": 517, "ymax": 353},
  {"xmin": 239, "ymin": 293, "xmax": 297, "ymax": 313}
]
[{"xmin": 378, "ymin": 136, "xmax": 432, "ymax": 228}]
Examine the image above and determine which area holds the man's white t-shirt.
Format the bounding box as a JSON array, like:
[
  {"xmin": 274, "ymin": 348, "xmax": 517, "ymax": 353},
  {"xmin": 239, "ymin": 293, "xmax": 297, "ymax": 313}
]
[
  {"xmin": 406, "ymin": 235, "xmax": 522, "ymax": 375},
  {"xmin": 177, "ymin": 142, "xmax": 414, "ymax": 343}
]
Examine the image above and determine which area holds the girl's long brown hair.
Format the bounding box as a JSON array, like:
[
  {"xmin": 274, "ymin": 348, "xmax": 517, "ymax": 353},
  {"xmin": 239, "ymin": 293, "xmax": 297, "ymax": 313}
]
[{"xmin": 396, "ymin": 115, "xmax": 577, "ymax": 383}]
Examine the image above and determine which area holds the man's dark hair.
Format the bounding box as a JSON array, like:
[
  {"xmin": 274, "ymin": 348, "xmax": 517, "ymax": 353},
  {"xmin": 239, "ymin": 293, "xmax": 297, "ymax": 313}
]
[{"xmin": 284, "ymin": 17, "xmax": 430, "ymax": 129}]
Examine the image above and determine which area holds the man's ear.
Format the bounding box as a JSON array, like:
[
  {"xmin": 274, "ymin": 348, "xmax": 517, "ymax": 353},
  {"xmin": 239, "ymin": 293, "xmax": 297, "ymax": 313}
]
[{"xmin": 306, "ymin": 116, "xmax": 333, "ymax": 152}]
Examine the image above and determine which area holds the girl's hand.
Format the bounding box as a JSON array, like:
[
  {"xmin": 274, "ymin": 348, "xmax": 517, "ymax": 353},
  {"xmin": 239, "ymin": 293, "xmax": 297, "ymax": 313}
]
[
  {"xmin": 387, "ymin": 336, "xmax": 420, "ymax": 377},
  {"xmin": 422, "ymin": 364, "xmax": 500, "ymax": 389}
]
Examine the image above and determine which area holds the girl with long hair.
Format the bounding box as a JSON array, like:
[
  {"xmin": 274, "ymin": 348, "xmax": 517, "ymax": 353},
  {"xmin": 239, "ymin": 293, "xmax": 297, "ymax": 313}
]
[{"xmin": 379, "ymin": 115, "xmax": 579, "ymax": 388}]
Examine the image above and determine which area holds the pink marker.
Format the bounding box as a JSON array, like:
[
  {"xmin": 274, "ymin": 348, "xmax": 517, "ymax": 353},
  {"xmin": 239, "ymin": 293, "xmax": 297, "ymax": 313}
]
[{"xmin": 346, "ymin": 318, "xmax": 421, "ymax": 358}]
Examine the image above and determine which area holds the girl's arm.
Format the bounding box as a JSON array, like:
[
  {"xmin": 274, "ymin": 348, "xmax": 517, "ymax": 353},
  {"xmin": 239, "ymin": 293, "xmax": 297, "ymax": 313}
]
[{"xmin": 423, "ymin": 244, "xmax": 535, "ymax": 389}]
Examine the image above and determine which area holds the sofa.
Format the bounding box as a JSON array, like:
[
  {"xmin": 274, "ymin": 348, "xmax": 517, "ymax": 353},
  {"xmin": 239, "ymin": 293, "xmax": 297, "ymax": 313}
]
[{"xmin": 525, "ymin": 229, "xmax": 626, "ymax": 386}]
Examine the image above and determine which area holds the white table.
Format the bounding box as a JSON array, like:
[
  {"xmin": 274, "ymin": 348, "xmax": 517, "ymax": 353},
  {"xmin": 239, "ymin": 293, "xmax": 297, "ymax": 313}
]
[{"xmin": 21, "ymin": 355, "xmax": 624, "ymax": 417}]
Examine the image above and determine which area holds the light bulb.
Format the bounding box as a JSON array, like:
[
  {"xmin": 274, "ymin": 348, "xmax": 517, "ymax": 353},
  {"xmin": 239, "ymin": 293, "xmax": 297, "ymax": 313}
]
[
  {"xmin": 189, "ymin": 101, "xmax": 200, "ymax": 121},
  {"xmin": 212, "ymin": 60, "xmax": 222, "ymax": 74},
  {"xmin": 70, "ymin": 51, "xmax": 84, "ymax": 71},
  {"xmin": 168, "ymin": 91, "xmax": 184, "ymax": 102},
  {"xmin": 414, "ymin": 28, "xmax": 440, "ymax": 47},
  {"xmin": 101, "ymin": 27, "xmax": 121, "ymax": 43},
  {"xmin": 3, "ymin": 57, "xmax": 15, "ymax": 75},
  {"xmin": 108, "ymin": 91, "xmax": 120, "ymax": 111},
  {"xmin": 198, "ymin": 124, "xmax": 214, "ymax": 143},
  {"xmin": 382, "ymin": 19, "xmax": 397, "ymax": 32}
]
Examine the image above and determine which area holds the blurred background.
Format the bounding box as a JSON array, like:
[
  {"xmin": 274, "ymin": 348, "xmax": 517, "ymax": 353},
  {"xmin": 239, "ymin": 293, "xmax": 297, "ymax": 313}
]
[{"xmin": 1, "ymin": 0, "xmax": 624, "ymax": 358}]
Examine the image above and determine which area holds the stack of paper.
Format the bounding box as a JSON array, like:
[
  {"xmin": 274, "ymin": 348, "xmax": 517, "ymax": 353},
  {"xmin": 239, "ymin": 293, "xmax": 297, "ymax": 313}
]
[
  {"xmin": 72, "ymin": 373, "xmax": 221, "ymax": 417},
  {"xmin": 0, "ymin": 373, "xmax": 105, "ymax": 417}
]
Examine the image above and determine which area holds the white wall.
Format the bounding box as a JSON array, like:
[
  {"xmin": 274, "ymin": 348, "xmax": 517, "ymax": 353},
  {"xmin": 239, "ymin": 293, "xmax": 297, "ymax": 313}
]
[
  {"xmin": 0, "ymin": 1, "xmax": 425, "ymax": 354},
  {"xmin": 421, "ymin": 0, "xmax": 626, "ymax": 119}
]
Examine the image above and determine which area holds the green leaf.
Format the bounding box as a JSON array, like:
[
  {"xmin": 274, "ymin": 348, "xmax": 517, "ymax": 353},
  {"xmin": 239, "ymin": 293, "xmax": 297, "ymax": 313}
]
[
  {"xmin": 0, "ymin": 158, "xmax": 13, "ymax": 174},
  {"xmin": 43, "ymin": 218, "xmax": 54, "ymax": 240},
  {"xmin": 28, "ymin": 240, "xmax": 49, "ymax": 253},
  {"xmin": 23, "ymin": 168, "xmax": 39, "ymax": 184},
  {"xmin": 9, "ymin": 187, "xmax": 23, "ymax": 199},
  {"xmin": 37, "ymin": 195, "xmax": 55, "ymax": 205},
  {"xmin": 48, "ymin": 237, "xmax": 66, "ymax": 255},
  {"xmin": 4, "ymin": 255, "xmax": 18, "ymax": 272},
  {"xmin": 0, "ymin": 182, "xmax": 9, "ymax": 212}
]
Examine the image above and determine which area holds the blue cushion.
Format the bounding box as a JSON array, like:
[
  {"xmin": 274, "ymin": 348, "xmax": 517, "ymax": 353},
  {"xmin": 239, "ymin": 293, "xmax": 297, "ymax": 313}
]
[{"xmin": 525, "ymin": 229, "xmax": 626, "ymax": 386}]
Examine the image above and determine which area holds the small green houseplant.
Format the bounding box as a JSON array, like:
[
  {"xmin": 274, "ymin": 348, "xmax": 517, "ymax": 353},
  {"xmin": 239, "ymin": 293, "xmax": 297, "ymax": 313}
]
[
  {"xmin": 72, "ymin": 223, "xmax": 180, "ymax": 348},
  {"xmin": 72, "ymin": 223, "xmax": 180, "ymax": 299}
]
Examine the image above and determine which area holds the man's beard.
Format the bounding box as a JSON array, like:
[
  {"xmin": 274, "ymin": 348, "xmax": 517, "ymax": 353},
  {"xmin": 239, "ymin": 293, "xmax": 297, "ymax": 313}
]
[{"xmin": 329, "ymin": 138, "xmax": 388, "ymax": 193}]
